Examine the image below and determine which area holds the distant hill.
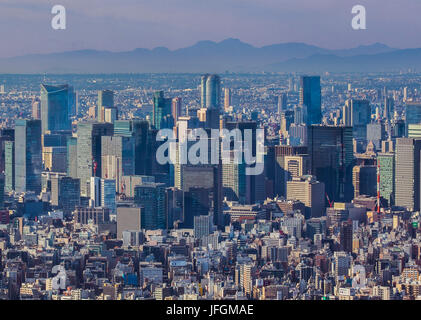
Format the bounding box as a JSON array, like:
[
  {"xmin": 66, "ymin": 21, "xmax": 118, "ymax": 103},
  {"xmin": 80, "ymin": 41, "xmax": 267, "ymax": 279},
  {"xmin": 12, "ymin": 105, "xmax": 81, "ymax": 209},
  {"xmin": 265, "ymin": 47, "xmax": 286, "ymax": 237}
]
[{"xmin": 0, "ymin": 38, "xmax": 412, "ymax": 74}]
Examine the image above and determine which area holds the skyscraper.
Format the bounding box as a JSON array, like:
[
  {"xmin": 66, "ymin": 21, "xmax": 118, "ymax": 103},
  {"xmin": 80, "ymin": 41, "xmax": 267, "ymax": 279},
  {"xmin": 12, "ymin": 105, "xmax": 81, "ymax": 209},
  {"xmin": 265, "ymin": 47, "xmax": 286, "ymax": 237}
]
[
  {"xmin": 153, "ymin": 91, "xmax": 172, "ymax": 130},
  {"xmin": 343, "ymin": 99, "xmax": 371, "ymax": 142},
  {"xmin": 224, "ymin": 88, "xmax": 232, "ymax": 113},
  {"xmin": 299, "ymin": 76, "xmax": 321, "ymax": 126},
  {"xmin": 40, "ymin": 84, "xmax": 72, "ymax": 134},
  {"xmin": 134, "ymin": 182, "xmax": 166, "ymax": 230},
  {"xmin": 201, "ymin": 74, "xmax": 221, "ymax": 110},
  {"xmin": 97, "ymin": 90, "xmax": 114, "ymax": 122},
  {"xmin": 278, "ymin": 93, "xmax": 287, "ymax": 115},
  {"xmin": 405, "ymin": 102, "xmax": 421, "ymax": 135},
  {"xmin": 101, "ymin": 135, "xmax": 135, "ymax": 192},
  {"xmin": 4, "ymin": 141, "xmax": 14, "ymax": 192},
  {"xmin": 76, "ymin": 122, "xmax": 113, "ymax": 196},
  {"xmin": 378, "ymin": 152, "xmax": 395, "ymax": 206},
  {"xmin": 308, "ymin": 125, "xmax": 353, "ymax": 202},
  {"xmin": 15, "ymin": 119, "xmax": 42, "ymax": 194},
  {"xmin": 171, "ymin": 97, "xmax": 182, "ymax": 122},
  {"xmin": 395, "ymin": 138, "xmax": 421, "ymax": 211},
  {"xmin": 101, "ymin": 179, "xmax": 116, "ymax": 214}
]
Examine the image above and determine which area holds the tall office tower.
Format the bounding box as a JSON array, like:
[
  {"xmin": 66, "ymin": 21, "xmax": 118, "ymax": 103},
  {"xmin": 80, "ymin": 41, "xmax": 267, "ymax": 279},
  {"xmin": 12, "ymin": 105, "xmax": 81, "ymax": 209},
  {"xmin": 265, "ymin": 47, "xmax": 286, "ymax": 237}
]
[
  {"xmin": 333, "ymin": 251, "xmax": 352, "ymax": 277},
  {"xmin": 299, "ymin": 76, "xmax": 321, "ymax": 126},
  {"xmin": 378, "ymin": 152, "xmax": 395, "ymax": 206},
  {"xmin": 134, "ymin": 182, "xmax": 166, "ymax": 230},
  {"xmin": 97, "ymin": 90, "xmax": 114, "ymax": 122},
  {"xmin": 201, "ymin": 74, "xmax": 221, "ymax": 129},
  {"xmin": 76, "ymin": 122, "xmax": 113, "ymax": 196},
  {"xmin": 14, "ymin": 119, "xmax": 42, "ymax": 194},
  {"xmin": 51, "ymin": 176, "xmax": 80, "ymax": 214},
  {"xmin": 277, "ymin": 93, "xmax": 287, "ymax": 115},
  {"xmin": 403, "ymin": 87, "xmax": 408, "ymax": 102},
  {"xmin": 0, "ymin": 128, "xmax": 14, "ymax": 174},
  {"xmin": 366, "ymin": 123, "xmax": 386, "ymax": 151},
  {"xmin": 201, "ymin": 74, "xmax": 221, "ymax": 109},
  {"xmin": 114, "ymin": 120, "xmax": 151, "ymax": 175},
  {"xmin": 343, "ymin": 99, "xmax": 371, "ymax": 142},
  {"xmin": 224, "ymin": 88, "xmax": 232, "ymax": 113},
  {"xmin": 395, "ymin": 138, "xmax": 421, "ymax": 211},
  {"xmin": 405, "ymin": 102, "xmax": 421, "ymax": 135},
  {"xmin": 224, "ymin": 121, "xmax": 265, "ymax": 203},
  {"xmin": 67, "ymin": 136, "xmax": 78, "ymax": 178},
  {"xmin": 40, "ymin": 84, "xmax": 72, "ymax": 134},
  {"xmin": 101, "ymin": 179, "xmax": 116, "ymax": 214},
  {"xmin": 222, "ymin": 152, "xmax": 247, "ymax": 203},
  {"xmin": 340, "ymin": 221, "xmax": 353, "ymax": 253},
  {"xmin": 294, "ymin": 104, "xmax": 307, "ymax": 125},
  {"xmin": 265, "ymin": 145, "xmax": 308, "ymax": 198},
  {"xmin": 384, "ymin": 97, "xmax": 394, "ymax": 120},
  {"xmin": 352, "ymin": 165, "xmax": 377, "ymax": 198},
  {"xmin": 32, "ymin": 98, "xmax": 41, "ymax": 120},
  {"xmin": 165, "ymin": 187, "xmax": 183, "ymax": 229},
  {"xmin": 180, "ymin": 164, "xmax": 222, "ymax": 228},
  {"xmin": 286, "ymin": 175, "xmax": 325, "ymax": 218},
  {"xmin": 280, "ymin": 110, "xmax": 295, "ymax": 137},
  {"xmin": 101, "ymin": 136, "xmax": 134, "ymax": 192},
  {"xmin": 153, "ymin": 91, "xmax": 172, "ymax": 130},
  {"xmin": 308, "ymin": 125, "xmax": 354, "ymax": 202},
  {"xmin": 171, "ymin": 97, "xmax": 182, "ymax": 122},
  {"xmin": 90, "ymin": 176, "xmax": 101, "ymax": 207},
  {"xmin": 4, "ymin": 141, "xmax": 14, "ymax": 192},
  {"xmin": 117, "ymin": 206, "xmax": 143, "ymax": 239}
]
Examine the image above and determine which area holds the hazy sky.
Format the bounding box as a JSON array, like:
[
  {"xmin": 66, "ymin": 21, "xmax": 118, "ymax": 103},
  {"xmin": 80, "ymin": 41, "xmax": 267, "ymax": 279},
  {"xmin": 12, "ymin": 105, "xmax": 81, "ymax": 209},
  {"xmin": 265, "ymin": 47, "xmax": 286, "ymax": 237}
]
[{"xmin": 0, "ymin": 0, "xmax": 420, "ymax": 58}]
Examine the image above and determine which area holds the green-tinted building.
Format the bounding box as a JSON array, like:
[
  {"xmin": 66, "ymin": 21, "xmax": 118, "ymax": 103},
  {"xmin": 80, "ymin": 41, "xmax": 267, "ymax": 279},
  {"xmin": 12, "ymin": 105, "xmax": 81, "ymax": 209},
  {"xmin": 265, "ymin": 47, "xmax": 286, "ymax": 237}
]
[{"xmin": 152, "ymin": 91, "xmax": 172, "ymax": 130}]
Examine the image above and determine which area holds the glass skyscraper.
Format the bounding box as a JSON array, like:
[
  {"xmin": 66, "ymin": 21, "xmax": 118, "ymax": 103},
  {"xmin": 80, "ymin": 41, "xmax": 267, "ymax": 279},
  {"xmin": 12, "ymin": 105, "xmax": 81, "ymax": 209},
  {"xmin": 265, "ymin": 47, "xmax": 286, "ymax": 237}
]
[
  {"xmin": 299, "ymin": 76, "xmax": 321, "ymax": 126},
  {"xmin": 152, "ymin": 91, "xmax": 172, "ymax": 130},
  {"xmin": 15, "ymin": 119, "xmax": 42, "ymax": 194},
  {"xmin": 40, "ymin": 84, "xmax": 72, "ymax": 134}
]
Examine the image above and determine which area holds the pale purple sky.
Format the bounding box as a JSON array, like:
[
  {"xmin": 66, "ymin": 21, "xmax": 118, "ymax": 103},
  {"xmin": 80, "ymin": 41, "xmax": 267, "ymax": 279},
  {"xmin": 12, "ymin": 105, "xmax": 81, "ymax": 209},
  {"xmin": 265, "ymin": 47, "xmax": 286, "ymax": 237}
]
[{"xmin": 0, "ymin": 0, "xmax": 420, "ymax": 58}]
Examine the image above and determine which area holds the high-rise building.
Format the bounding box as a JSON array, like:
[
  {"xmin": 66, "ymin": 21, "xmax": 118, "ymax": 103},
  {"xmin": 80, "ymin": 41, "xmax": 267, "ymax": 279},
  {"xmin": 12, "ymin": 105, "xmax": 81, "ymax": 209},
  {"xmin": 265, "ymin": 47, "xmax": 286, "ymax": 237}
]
[
  {"xmin": 67, "ymin": 136, "xmax": 78, "ymax": 178},
  {"xmin": 378, "ymin": 152, "xmax": 395, "ymax": 206},
  {"xmin": 134, "ymin": 182, "xmax": 166, "ymax": 230},
  {"xmin": 32, "ymin": 98, "xmax": 41, "ymax": 120},
  {"xmin": 224, "ymin": 88, "xmax": 232, "ymax": 113},
  {"xmin": 51, "ymin": 176, "xmax": 80, "ymax": 214},
  {"xmin": 201, "ymin": 74, "xmax": 221, "ymax": 110},
  {"xmin": 286, "ymin": 175, "xmax": 325, "ymax": 218},
  {"xmin": 153, "ymin": 91, "xmax": 172, "ymax": 130},
  {"xmin": 278, "ymin": 94, "xmax": 288, "ymax": 115},
  {"xmin": 76, "ymin": 122, "xmax": 113, "ymax": 196},
  {"xmin": 367, "ymin": 123, "xmax": 386, "ymax": 151},
  {"xmin": 4, "ymin": 141, "xmax": 14, "ymax": 192},
  {"xmin": 299, "ymin": 76, "xmax": 321, "ymax": 126},
  {"xmin": 352, "ymin": 165, "xmax": 377, "ymax": 198},
  {"xmin": 171, "ymin": 97, "xmax": 182, "ymax": 122},
  {"xmin": 97, "ymin": 90, "xmax": 114, "ymax": 122},
  {"xmin": 308, "ymin": 125, "xmax": 353, "ymax": 202},
  {"xmin": 101, "ymin": 179, "xmax": 116, "ymax": 213},
  {"xmin": 194, "ymin": 215, "xmax": 212, "ymax": 239},
  {"xmin": 340, "ymin": 221, "xmax": 353, "ymax": 253},
  {"xmin": 40, "ymin": 84, "xmax": 72, "ymax": 134},
  {"xmin": 15, "ymin": 119, "xmax": 42, "ymax": 194},
  {"xmin": 343, "ymin": 99, "xmax": 371, "ymax": 142},
  {"xmin": 405, "ymin": 102, "xmax": 421, "ymax": 135},
  {"xmin": 101, "ymin": 136, "xmax": 135, "ymax": 192},
  {"xmin": 395, "ymin": 138, "xmax": 421, "ymax": 211},
  {"xmin": 384, "ymin": 97, "xmax": 394, "ymax": 120}
]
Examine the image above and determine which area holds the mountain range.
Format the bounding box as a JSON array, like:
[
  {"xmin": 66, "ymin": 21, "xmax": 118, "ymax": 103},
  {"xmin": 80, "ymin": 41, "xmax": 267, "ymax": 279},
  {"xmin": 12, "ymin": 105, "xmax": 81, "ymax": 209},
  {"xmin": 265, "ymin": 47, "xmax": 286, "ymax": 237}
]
[{"xmin": 0, "ymin": 38, "xmax": 419, "ymax": 73}]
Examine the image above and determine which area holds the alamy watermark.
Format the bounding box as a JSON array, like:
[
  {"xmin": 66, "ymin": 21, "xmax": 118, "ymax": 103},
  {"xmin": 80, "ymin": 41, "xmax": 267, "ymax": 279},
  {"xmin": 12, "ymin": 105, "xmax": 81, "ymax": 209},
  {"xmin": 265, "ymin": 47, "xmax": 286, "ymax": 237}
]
[{"xmin": 155, "ymin": 126, "xmax": 265, "ymax": 176}]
